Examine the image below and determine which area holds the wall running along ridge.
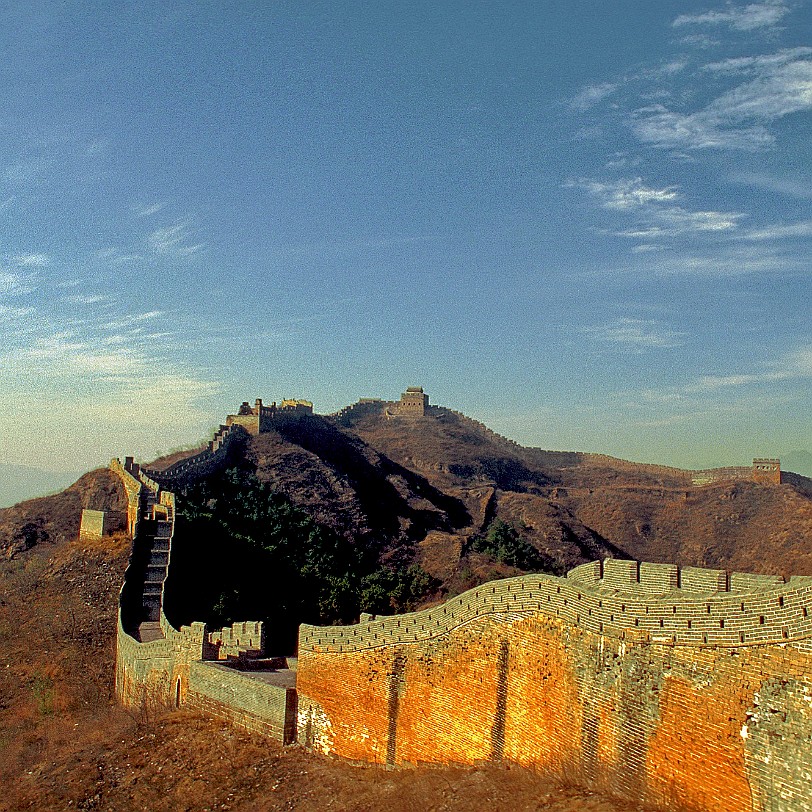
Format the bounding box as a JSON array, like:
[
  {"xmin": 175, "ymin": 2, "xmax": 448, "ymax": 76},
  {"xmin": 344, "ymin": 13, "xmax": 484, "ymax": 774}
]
[
  {"xmin": 297, "ymin": 559, "xmax": 812, "ymax": 812},
  {"xmin": 107, "ymin": 395, "xmax": 800, "ymax": 811},
  {"xmin": 110, "ymin": 458, "xmax": 297, "ymax": 743},
  {"xmin": 141, "ymin": 423, "xmax": 247, "ymax": 486}
]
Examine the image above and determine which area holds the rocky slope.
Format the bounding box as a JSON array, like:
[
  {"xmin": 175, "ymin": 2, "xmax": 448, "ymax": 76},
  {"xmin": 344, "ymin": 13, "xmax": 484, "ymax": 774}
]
[
  {"xmin": 0, "ymin": 468, "xmax": 128, "ymax": 560},
  {"xmin": 336, "ymin": 405, "xmax": 812, "ymax": 580}
]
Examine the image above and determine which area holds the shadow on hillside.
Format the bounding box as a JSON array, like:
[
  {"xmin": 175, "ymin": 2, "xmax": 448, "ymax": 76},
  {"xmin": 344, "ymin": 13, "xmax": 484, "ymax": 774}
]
[
  {"xmin": 448, "ymin": 457, "xmax": 552, "ymax": 493},
  {"xmin": 782, "ymin": 471, "xmax": 812, "ymax": 498},
  {"xmin": 271, "ymin": 415, "xmax": 471, "ymax": 540}
]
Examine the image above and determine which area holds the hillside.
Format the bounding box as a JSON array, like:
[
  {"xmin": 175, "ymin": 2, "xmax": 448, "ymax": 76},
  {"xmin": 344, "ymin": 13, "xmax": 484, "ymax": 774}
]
[
  {"xmin": 0, "ymin": 468, "xmax": 128, "ymax": 560},
  {"xmin": 144, "ymin": 403, "xmax": 812, "ymax": 651},
  {"xmin": 341, "ymin": 405, "xmax": 812, "ymax": 579},
  {"xmin": 2, "ymin": 399, "xmax": 810, "ymax": 810}
]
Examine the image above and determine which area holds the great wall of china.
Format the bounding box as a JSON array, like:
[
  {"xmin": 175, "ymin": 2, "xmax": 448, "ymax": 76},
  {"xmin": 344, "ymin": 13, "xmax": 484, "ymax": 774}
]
[{"xmin": 100, "ymin": 390, "xmax": 809, "ymax": 812}]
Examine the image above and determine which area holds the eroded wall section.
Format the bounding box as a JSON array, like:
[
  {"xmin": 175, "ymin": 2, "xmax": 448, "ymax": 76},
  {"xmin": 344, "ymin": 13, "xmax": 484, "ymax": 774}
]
[{"xmin": 297, "ymin": 561, "xmax": 812, "ymax": 812}]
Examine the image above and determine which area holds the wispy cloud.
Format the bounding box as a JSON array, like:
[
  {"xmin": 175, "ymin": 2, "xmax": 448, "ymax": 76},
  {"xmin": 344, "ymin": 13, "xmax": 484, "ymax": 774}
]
[
  {"xmin": 632, "ymin": 52, "xmax": 812, "ymax": 150},
  {"xmin": 672, "ymin": 1, "xmax": 791, "ymax": 32},
  {"xmin": 678, "ymin": 33, "xmax": 721, "ymax": 48},
  {"xmin": 620, "ymin": 244, "xmax": 802, "ymax": 276},
  {"xmin": 0, "ymin": 303, "xmax": 35, "ymax": 322},
  {"xmin": 703, "ymin": 47, "xmax": 812, "ymax": 74},
  {"xmin": 0, "ymin": 271, "xmax": 35, "ymax": 297},
  {"xmin": 639, "ymin": 344, "xmax": 812, "ymax": 406},
  {"xmin": 730, "ymin": 171, "xmax": 812, "ymax": 198},
  {"xmin": 63, "ymin": 293, "xmax": 114, "ymax": 305},
  {"xmin": 13, "ymin": 253, "xmax": 50, "ymax": 267},
  {"xmin": 4, "ymin": 157, "xmax": 51, "ymax": 186},
  {"xmin": 147, "ymin": 222, "xmax": 205, "ymax": 257},
  {"xmin": 96, "ymin": 247, "xmax": 143, "ymax": 266},
  {"xmin": 581, "ymin": 318, "xmax": 687, "ymax": 350},
  {"xmin": 575, "ymin": 177, "xmax": 678, "ymax": 209},
  {"xmin": 572, "ymin": 176, "xmax": 745, "ymax": 239},
  {"xmin": 134, "ymin": 201, "xmax": 167, "ymax": 217},
  {"xmin": 740, "ymin": 219, "xmax": 812, "ymax": 240},
  {"xmin": 571, "ymin": 82, "xmax": 618, "ymax": 111}
]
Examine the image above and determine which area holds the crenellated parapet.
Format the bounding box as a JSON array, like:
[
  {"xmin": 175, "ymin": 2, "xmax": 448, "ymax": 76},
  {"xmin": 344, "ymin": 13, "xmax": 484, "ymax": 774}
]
[
  {"xmin": 143, "ymin": 424, "xmax": 247, "ymax": 486},
  {"xmin": 299, "ymin": 559, "xmax": 812, "ymax": 654},
  {"xmin": 110, "ymin": 457, "xmax": 143, "ymax": 537},
  {"xmin": 206, "ymin": 621, "xmax": 265, "ymax": 662},
  {"xmin": 296, "ymin": 560, "xmax": 812, "ymax": 811},
  {"xmin": 691, "ymin": 458, "xmax": 781, "ymax": 486}
]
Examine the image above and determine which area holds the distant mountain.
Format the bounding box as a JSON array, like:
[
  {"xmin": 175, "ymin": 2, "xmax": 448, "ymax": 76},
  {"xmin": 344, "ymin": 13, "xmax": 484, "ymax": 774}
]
[{"xmin": 0, "ymin": 464, "xmax": 84, "ymax": 509}]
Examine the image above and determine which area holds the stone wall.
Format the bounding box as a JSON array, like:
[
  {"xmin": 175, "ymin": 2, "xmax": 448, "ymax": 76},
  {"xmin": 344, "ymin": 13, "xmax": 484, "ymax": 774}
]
[
  {"xmin": 110, "ymin": 457, "xmax": 143, "ymax": 536},
  {"xmin": 115, "ymin": 608, "xmax": 296, "ymax": 742},
  {"xmin": 691, "ymin": 459, "xmax": 782, "ymax": 487},
  {"xmin": 206, "ymin": 621, "xmax": 265, "ymax": 661},
  {"xmin": 143, "ymin": 424, "xmax": 246, "ymax": 486},
  {"xmin": 114, "ymin": 460, "xmax": 296, "ymax": 743},
  {"xmin": 296, "ymin": 560, "xmax": 812, "ymax": 812},
  {"xmin": 185, "ymin": 661, "xmax": 297, "ymax": 742},
  {"xmin": 79, "ymin": 509, "xmax": 106, "ymax": 540}
]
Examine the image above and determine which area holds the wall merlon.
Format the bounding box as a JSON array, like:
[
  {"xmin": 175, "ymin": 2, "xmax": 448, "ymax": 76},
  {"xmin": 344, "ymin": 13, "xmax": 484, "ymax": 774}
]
[
  {"xmin": 603, "ymin": 559, "xmax": 639, "ymax": 589},
  {"xmin": 730, "ymin": 572, "xmax": 786, "ymax": 592},
  {"xmin": 639, "ymin": 562, "xmax": 680, "ymax": 593},
  {"xmin": 680, "ymin": 566, "xmax": 728, "ymax": 593},
  {"xmin": 206, "ymin": 620, "xmax": 265, "ymax": 661},
  {"xmin": 566, "ymin": 561, "xmax": 602, "ymax": 584}
]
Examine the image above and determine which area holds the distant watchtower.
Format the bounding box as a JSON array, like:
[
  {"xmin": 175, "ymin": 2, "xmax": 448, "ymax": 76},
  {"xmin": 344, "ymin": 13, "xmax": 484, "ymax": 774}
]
[
  {"xmin": 226, "ymin": 397, "xmax": 314, "ymax": 434},
  {"xmin": 397, "ymin": 386, "xmax": 429, "ymax": 417},
  {"xmin": 752, "ymin": 458, "xmax": 781, "ymax": 485}
]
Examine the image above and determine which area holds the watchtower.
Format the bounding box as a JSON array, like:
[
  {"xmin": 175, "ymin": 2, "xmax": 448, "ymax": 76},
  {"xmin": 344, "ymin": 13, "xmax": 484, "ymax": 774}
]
[
  {"xmin": 752, "ymin": 458, "xmax": 781, "ymax": 485},
  {"xmin": 398, "ymin": 386, "xmax": 429, "ymax": 417}
]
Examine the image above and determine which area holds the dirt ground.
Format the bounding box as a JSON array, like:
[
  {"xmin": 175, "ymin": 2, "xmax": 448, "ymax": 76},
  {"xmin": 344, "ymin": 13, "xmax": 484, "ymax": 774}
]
[{"xmin": 3, "ymin": 710, "xmax": 649, "ymax": 812}]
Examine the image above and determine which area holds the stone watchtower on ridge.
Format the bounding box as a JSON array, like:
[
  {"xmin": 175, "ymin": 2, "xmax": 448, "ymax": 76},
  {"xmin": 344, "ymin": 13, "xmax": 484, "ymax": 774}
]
[
  {"xmin": 397, "ymin": 386, "xmax": 429, "ymax": 417},
  {"xmin": 226, "ymin": 397, "xmax": 314, "ymax": 435}
]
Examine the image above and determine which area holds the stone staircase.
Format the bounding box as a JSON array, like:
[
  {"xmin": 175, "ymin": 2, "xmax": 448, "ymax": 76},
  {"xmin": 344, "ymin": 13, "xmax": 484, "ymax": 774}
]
[{"xmin": 118, "ymin": 460, "xmax": 176, "ymax": 641}]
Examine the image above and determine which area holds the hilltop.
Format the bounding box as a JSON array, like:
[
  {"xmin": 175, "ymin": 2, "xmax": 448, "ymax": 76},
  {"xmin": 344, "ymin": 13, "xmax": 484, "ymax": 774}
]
[{"xmin": 6, "ymin": 389, "xmax": 812, "ymax": 589}]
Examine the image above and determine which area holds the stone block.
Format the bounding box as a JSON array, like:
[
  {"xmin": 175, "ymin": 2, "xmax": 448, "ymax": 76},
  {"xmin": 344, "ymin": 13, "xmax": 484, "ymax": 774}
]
[
  {"xmin": 602, "ymin": 559, "xmax": 639, "ymax": 589},
  {"xmin": 639, "ymin": 562, "xmax": 679, "ymax": 593},
  {"xmin": 681, "ymin": 567, "xmax": 728, "ymax": 593}
]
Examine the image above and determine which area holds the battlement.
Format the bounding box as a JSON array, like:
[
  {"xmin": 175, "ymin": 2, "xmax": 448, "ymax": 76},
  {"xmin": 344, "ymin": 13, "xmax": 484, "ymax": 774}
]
[
  {"xmin": 206, "ymin": 621, "xmax": 265, "ymax": 662},
  {"xmin": 226, "ymin": 397, "xmax": 314, "ymax": 434},
  {"xmin": 296, "ymin": 562, "xmax": 812, "ymax": 808},
  {"xmin": 565, "ymin": 559, "xmax": 788, "ymax": 595},
  {"xmin": 691, "ymin": 458, "xmax": 781, "ymax": 486},
  {"xmin": 299, "ymin": 559, "xmax": 812, "ymax": 654},
  {"xmin": 109, "ymin": 457, "xmax": 143, "ymax": 537}
]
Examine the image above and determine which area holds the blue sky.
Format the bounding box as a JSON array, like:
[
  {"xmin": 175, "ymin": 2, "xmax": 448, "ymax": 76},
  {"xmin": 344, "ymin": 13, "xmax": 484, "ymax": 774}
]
[{"xmin": 1, "ymin": 0, "xmax": 811, "ymax": 476}]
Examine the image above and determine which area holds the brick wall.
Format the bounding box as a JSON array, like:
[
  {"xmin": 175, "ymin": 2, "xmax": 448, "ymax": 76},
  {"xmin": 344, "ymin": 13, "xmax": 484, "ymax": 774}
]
[
  {"xmin": 109, "ymin": 458, "xmax": 142, "ymax": 537},
  {"xmin": 297, "ymin": 561, "xmax": 812, "ymax": 811},
  {"xmin": 79, "ymin": 509, "xmax": 106, "ymax": 540},
  {"xmin": 116, "ymin": 610, "xmax": 296, "ymax": 743}
]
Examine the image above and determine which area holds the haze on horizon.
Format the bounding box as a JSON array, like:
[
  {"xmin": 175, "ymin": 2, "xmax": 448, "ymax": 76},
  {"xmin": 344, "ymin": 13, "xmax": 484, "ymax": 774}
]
[{"xmin": 1, "ymin": 0, "xmax": 811, "ymax": 485}]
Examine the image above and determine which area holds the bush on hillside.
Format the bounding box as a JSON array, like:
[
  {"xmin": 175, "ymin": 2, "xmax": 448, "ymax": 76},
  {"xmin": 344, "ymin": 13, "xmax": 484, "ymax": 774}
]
[{"xmin": 165, "ymin": 468, "xmax": 436, "ymax": 650}]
